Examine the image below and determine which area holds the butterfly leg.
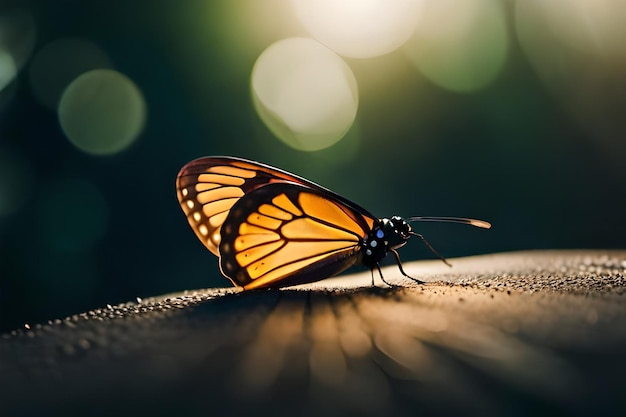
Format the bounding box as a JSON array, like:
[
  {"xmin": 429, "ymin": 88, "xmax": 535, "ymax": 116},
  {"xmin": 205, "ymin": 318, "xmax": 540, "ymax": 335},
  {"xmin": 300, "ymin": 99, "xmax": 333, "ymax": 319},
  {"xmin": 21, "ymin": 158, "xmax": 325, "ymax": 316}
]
[
  {"xmin": 375, "ymin": 263, "xmax": 399, "ymax": 288},
  {"xmin": 391, "ymin": 248, "xmax": 425, "ymax": 284},
  {"xmin": 409, "ymin": 232, "xmax": 452, "ymax": 267}
]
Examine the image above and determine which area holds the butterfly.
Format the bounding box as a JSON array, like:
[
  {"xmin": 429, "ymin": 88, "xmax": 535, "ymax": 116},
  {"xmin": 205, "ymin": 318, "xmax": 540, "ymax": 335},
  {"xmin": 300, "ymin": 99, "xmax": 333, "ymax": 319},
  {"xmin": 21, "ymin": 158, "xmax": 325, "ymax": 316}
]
[{"xmin": 176, "ymin": 156, "xmax": 490, "ymax": 290}]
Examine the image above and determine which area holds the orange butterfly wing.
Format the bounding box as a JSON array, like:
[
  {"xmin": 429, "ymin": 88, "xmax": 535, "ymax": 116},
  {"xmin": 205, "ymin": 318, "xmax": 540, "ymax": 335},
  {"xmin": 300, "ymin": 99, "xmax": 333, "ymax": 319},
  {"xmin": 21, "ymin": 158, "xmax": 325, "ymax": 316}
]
[
  {"xmin": 177, "ymin": 156, "xmax": 309, "ymax": 255},
  {"xmin": 219, "ymin": 183, "xmax": 376, "ymax": 289},
  {"xmin": 176, "ymin": 156, "xmax": 377, "ymax": 288}
]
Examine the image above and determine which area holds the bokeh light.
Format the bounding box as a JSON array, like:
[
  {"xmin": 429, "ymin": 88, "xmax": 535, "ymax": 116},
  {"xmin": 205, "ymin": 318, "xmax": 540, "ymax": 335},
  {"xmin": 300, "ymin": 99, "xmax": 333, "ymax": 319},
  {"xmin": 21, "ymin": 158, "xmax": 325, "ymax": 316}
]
[
  {"xmin": 38, "ymin": 178, "xmax": 108, "ymax": 253},
  {"xmin": 251, "ymin": 38, "xmax": 358, "ymax": 151},
  {"xmin": 520, "ymin": 0, "xmax": 626, "ymax": 61},
  {"xmin": 516, "ymin": 0, "xmax": 626, "ymax": 71},
  {"xmin": 0, "ymin": 50, "xmax": 17, "ymax": 92},
  {"xmin": 0, "ymin": 73, "xmax": 18, "ymax": 113},
  {"xmin": 58, "ymin": 69, "xmax": 146, "ymax": 156},
  {"xmin": 185, "ymin": 0, "xmax": 304, "ymax": 69},
  {"xmin": 0, "ymin": 8, "xmax": 36, "ymax": 93},
  {"xmin": 516, "ymin": 0, "xmax": 626, "ymax": 156},
  {"xmin": 1, "ymin": 0, "xmax": 625, "ymax": 342},
  {"xmin": 403, "ymin": 0, "xmax": 508, "ymax": 93},
  {"xmin": 292, "ymin": 0, "xmax": 422, "ymax": 58},
  {"xmin": 0, "ymin": 148, "xmax": 32, "ymax": 217},
  {"xmin": 29, "ymin": 38, "xmax": 113, "ymax": 110}
]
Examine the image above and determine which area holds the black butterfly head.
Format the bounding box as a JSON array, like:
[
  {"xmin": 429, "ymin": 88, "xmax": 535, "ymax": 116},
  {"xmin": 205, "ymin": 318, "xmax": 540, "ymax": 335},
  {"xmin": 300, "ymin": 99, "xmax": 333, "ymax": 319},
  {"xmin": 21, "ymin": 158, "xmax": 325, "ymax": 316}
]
[
  {"xmin": 382, "ymin": 216, "xmax": 412, "ymax": 249},
  {"xmin": 362, "ymin": 215, "xmax": 411, "ymax": 268}
]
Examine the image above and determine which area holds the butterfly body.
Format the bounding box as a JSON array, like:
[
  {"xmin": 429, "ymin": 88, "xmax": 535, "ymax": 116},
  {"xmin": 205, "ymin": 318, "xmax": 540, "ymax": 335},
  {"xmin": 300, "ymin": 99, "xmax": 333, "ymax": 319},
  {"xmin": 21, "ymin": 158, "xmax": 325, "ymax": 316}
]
[
  {"xmin": 176, "ymin": 156, "xmax": 489, "ymax": 290},
  {"xmin": 361, "ymin": 216, "xmax": 411, "ymax": 268}
]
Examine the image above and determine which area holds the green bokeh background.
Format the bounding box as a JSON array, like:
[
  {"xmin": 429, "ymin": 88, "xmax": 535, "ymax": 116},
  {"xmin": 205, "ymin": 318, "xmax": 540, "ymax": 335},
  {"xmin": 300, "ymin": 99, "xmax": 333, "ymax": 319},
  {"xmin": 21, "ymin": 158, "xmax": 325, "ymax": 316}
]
[{"xmin": 1, "ymin": 0, "xmax": 625, "ymax": 333}]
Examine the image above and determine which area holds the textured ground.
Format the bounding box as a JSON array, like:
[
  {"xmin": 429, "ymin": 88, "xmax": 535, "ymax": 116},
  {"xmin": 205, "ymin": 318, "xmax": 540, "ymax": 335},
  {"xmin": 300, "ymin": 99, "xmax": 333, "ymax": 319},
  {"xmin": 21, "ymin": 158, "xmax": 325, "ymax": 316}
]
[{"xmin": 1, "ymin": 250, "xmax": 625, "ymax": 416}]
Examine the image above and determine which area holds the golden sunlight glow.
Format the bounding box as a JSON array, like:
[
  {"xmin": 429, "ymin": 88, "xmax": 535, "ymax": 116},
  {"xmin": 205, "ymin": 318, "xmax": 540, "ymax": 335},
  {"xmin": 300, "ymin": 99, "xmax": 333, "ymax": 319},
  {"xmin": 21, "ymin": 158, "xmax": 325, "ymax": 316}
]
[
  {"xmin": 292, "ymin": 0, "xmax": 422, "ymax": 58},
  {"xmin": 403, "ymin": 0, "xmax": 508, "ymax": 93},
  {"xmin": 58, "ymin": 69, "xmax": 146, "ymax": 156},
  {"xmin": 251, "ymin": 38, "xmax": 358, "ymax": 151}
]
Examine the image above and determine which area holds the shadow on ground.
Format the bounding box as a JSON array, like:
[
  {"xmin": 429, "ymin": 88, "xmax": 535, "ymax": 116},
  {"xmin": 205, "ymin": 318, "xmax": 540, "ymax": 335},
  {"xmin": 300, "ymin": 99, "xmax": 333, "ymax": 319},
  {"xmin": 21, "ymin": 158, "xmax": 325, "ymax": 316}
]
[{"xmin": 1, "ymin": 250, "xmax": 625, "ymax": 416}]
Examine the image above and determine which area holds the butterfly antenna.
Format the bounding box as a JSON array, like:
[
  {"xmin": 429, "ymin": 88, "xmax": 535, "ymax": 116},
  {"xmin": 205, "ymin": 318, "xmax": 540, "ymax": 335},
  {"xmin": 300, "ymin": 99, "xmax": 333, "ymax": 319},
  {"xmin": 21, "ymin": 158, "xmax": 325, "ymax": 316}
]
[
  {"xmin": 409, "ymin": 231, "xmax": 452, "ymax": 267},
  {"xmin": 407, "ymin": 216, "xmax": 490, "ymax": 267},
  {"xmin": 408, "ymin": 216, "xmax": 491, "ymax": 229}
]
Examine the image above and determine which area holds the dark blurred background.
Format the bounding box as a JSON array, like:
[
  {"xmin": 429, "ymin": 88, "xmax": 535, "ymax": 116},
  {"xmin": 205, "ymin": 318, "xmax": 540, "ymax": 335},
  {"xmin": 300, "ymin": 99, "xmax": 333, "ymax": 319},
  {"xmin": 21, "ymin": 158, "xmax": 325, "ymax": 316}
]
[{"xmin": 0, "ymin": 0, "xmax": 624, "ymax": 333}]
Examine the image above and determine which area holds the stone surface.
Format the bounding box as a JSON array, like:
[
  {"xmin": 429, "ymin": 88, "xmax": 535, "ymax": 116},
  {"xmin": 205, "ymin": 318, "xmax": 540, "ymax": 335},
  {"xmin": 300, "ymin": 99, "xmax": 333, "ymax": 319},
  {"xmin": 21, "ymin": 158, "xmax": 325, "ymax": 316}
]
[{"xmin": 1, "ymin": 250, "xmax": 625, "ymax": 416}]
